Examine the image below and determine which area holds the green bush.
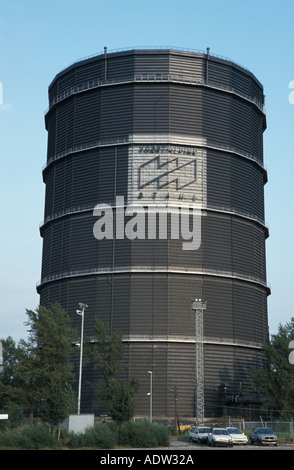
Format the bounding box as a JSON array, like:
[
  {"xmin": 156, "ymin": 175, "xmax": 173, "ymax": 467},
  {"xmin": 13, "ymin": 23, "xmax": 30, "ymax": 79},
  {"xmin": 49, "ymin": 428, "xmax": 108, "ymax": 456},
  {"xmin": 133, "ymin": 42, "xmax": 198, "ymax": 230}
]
[
  {"xmin": 21, "ymin": 424, "xmax": 57, "ymax": 449},
  {"xmin": 83, "ymin": 423, "xmax": 117, "ymax": 448},
  {"xmin": 62, "ymin": 423, "xmax": 117, "ymax": 449},
  {"xmin": 0, "ymin": 420, "xmax": 170, "ymax": 449},
  {"xmin": 0, "ymin": 425, "xmax": 56, "ymax": 449},
  {"xmin": 62, "ymin": 429, "xmax": 85, "ymax": 449},
  {"xmin": 118, "ymin": 420, "xmax": 170, "ymax": 448},
  {"xmin": 0, "ymin": 428, "xmax": 30, "ymax": 449}
]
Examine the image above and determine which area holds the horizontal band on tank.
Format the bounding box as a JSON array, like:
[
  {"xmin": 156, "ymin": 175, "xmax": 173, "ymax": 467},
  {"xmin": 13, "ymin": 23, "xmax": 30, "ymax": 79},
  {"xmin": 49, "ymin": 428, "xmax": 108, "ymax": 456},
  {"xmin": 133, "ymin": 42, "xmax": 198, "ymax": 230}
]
[
  {"xmin": 205, "ymin": 206, "xmax": 269, "ymax": 237},
  {"xmin": 36, "ymin": 265, "xmax": 270, "ymax": 292},
  {"xmin": 42, "ymin": 134, "xmax": 267, "ymax": 175},
  {"xmin": 118, "ymin": 334, "xmax": 263, "ymax": 350},
  {"xmin": 39, "ymin": 203, "xmax": 268, "ymax": 235},
  {"xmin": 45, "ymin": 73, "xmax": 265, "ymax": 115}
]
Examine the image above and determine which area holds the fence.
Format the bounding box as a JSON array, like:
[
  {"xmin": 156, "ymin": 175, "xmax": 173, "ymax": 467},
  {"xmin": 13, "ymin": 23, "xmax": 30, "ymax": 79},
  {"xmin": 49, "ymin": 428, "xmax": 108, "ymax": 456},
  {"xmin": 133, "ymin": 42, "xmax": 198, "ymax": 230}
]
[{"xmin": 228, "ymin": 420, "xmax": 294, "ymax": 434}]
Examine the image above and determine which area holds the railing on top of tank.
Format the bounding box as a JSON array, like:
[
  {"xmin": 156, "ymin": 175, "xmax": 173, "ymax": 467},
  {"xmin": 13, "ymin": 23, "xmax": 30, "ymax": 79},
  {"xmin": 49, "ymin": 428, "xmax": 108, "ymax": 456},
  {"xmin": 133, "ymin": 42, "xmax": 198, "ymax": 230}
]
[
  {"xmin": 54, "ymin": 46, "xmax": 252, "ymax": 79},
  {"xmin": 45, "ymin": 73, "xmax": 264, "ymax": 114}
]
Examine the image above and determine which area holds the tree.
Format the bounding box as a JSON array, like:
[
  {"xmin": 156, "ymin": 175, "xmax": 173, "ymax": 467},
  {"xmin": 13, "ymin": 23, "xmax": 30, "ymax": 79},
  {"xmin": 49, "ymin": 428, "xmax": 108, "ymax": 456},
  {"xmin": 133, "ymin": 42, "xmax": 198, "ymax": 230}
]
[
  {"xmin": 108, "ymin": 378, "xmax": 139, "ymax": 424},
  {"xmin": 0, "ymin": 303, "xmax": 77, "ymax": 427},
  {"xmin": 0, "ymin": 336, "xmax": 41, "ymax": 422},
  {"xmin": 0, "ymin": 337, "xmax": 22, "ymax": 409},
  {"xmin": 250, "ymin": 317, "xmax": 294, "ymax": 419},
  {"xmin": 85, "ymin": 319, "xmax": 139, "ymax": 422},
  {"xmin": 24, "ymin": 303, "xmax": 77, "ymax": 428}
]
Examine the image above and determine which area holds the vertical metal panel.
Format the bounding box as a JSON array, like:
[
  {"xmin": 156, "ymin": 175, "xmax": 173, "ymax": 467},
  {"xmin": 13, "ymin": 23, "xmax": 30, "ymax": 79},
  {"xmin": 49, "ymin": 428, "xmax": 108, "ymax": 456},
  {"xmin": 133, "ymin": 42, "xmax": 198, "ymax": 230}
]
[
  {"xmin": 207, "ymin": 150, "xmax": 232, "ymax": 208},
  {"xmin": 107, "ymin": 53, "xmax": 135, "ymax": 80},
  {"xmin": 45, "ymin": 111, "xmax": 57, "ymax": 160},
  {"xmin": 203, "ymin": 89, "xmax": 231, "ymax": 146},
  {"xmin": 169, "ymin": 52, "xmax": 204, "ymax": 81},
  {"xmin": 55, "ymin": 100, "xmax": 74, "ymax": 153},
  {"xmin": 231, "ymin": 67, "xmax": 252, "ymax": 97},
  {"xmin": 133, "ymin": 84, "xmax": 169, "ymax": 134},
  {"xmin": 75, "ymin": 59, "xmax": 103, "ymax": 83},
  {"xmin": 203, "ymin": 214, "xmax": 232, "ymax": 272},
  {"xmin": 100, "ymin": 86, "xmax": 133, "ymax": 140},
  {"xmin": 203, "ymin": 279, "xmax": 234, "ymax": 338},
  {"xmin": 74, "ymin": 90, "xmax": 101, "ymax": 145},
  {"xmin": 169, "ymin": 85, "xmax": 203, "ymax": 136},
  {"xmin": 207, "ymin": 59, "xmax": 232, "ymax": 87},
  {"xmin": 56, "ymin": 69, "xmax": 76, "ymax": 94},
  {"xmin": 231, "ymin": 158, "xmax": 256, "ymax": 216},
  {"xmin": 71, "ymin": 151, "xmax": 100, "ymax": 206},
  {"xmin": 134, "ymin": 52, "xmax": 169, "ymax": 75}
]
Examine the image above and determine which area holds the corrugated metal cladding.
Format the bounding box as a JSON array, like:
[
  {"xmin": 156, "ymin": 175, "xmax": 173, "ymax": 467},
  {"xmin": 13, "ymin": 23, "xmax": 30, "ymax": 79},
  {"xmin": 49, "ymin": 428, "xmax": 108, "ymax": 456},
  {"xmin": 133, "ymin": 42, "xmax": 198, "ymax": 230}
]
[{"xmin": 39, "ymin": 49, "xmax": 269, "ymax": 419}]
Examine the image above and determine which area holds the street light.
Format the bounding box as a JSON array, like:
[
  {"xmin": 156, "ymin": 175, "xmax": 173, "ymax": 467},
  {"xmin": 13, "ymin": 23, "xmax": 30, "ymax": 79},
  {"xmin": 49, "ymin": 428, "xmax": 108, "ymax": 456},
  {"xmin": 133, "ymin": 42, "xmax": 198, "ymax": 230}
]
[
  {"xmin": 147, "ymin": 371, "xmax": 153, "ymax": 422},
  {"xmin": 76, "ymin": 303, "xmax": 88, "ymax": 415}
]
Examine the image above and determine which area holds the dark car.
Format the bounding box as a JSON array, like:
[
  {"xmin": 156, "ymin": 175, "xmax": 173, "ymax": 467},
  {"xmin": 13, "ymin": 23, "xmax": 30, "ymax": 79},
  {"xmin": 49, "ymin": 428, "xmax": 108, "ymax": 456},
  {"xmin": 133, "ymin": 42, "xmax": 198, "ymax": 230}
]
[{"xmin": 249, "ymin": 427, "xmax": 278, "ymax": 446}]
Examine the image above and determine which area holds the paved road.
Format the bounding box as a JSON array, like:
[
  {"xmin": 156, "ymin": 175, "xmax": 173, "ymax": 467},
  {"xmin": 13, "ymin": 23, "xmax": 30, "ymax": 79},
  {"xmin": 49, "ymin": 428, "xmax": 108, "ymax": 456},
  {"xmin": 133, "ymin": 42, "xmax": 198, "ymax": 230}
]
[{"xmin": 169, "ymin": 439, "xmax": 294, "ymax": 450}]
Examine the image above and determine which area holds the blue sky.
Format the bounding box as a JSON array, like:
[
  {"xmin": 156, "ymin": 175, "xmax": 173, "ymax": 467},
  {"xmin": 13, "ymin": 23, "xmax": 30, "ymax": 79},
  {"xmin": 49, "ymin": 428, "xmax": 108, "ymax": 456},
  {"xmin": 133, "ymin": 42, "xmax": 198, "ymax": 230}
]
[{"xmin": 0, "ymin": 0, "xmax": 293, "ymax": 340}]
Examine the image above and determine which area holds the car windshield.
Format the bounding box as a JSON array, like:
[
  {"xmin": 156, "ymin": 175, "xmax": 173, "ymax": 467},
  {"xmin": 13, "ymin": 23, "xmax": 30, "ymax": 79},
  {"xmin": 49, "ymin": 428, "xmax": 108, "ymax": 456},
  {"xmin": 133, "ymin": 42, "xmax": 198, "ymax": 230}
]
[
  {"xmin": 199, "ymin": 427, "xmax": 210, "ymax": 433},
  {"xmin": 214, "ymin": 429, "xmax": 229, "ymax": 435},
  {"xmin": 258, "ymin": 428, "xmax": 273, "ymax": 434},
  {"xmin": 227, "ymin": 428, "xmax": 242, "ymax": 434}
]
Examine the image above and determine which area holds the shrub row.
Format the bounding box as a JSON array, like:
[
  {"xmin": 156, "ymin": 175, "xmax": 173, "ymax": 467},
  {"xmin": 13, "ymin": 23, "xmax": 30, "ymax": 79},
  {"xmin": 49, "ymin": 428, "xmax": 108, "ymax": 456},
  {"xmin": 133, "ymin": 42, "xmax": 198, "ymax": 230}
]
[
  {"xmin": 0, "ymin": 424, "xmax": 56, "ymax": 450},
  {"xmin": 116, "ymin": 419, "xmax": 170, "ymax": 448},
  {"xmin": 0, "ymin": 419, "xmax": 170, "ymax": 450}
]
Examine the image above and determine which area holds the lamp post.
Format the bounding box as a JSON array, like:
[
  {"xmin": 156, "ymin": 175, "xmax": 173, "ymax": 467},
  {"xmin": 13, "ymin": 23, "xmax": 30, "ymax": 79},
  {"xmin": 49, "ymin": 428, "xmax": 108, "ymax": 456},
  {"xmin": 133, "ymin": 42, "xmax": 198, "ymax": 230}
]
[
  {"xmin": 76, "ymin": 303, "xmax": 88, "ymax": 415},
  {"xmin": 148, "ymin": 371, "xmax": 153, "ymax": 422}
]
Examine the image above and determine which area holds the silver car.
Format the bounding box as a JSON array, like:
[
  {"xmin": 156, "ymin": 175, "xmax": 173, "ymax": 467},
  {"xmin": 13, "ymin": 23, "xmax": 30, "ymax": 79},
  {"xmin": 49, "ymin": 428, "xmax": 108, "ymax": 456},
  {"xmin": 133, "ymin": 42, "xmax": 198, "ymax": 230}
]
[
  {"xmin": 207, "ymin": 428, "xmax": 233, "ymax": 447},
  {"xmin": 189, "ymin": 426, "xmax": 211, "ymax": 443},
  {"xmin": 226, "ymin": 427, "xmax": 248, "ymax": 445},
  {"xmin": 249, "ymin": 427, "xmax": 278, "ymax": 446}
]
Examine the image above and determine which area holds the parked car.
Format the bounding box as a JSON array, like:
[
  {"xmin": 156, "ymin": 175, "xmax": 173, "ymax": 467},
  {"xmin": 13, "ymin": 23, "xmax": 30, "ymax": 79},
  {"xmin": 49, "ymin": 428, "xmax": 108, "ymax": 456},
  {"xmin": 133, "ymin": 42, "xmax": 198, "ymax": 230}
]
[
  {"xmin": 249, "ymin": 427, "xmax": 278, "ymax": 446},
  {"xmin": 189, "ymin": 426, "xmax": 211, "ymax": 443},
  {"xmin": 226, "ymin": 427, "xmax": 248, "ymax": 445},
  {"xmin": 207, "ymin": 428, "xmax": 233, "ymax": 447}
]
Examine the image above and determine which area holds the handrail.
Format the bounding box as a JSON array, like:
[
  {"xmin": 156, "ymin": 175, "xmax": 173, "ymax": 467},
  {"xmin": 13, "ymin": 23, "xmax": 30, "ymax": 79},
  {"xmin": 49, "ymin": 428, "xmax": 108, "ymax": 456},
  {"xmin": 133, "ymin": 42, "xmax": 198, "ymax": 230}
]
[
  {"xmin": 37, "ymin": 265, "xmax": 270, "ymax": 291},
  {"xmin": 51, "ymin": 46, "xmax": 254, "ymax": 84},
  {"xmin": 121, "ymin": 333, "xmax": 264, "ymax": 349},
  {"xmin": 42, "ymin": 135, "xmax": 266, "ymax": 173},
  {"xmin": 45, "ymin": 73, "xmax": 265, "ymax": 115},
  {"xmin": 39, "ymin": 202, "xmax": 268, "ymax": 232}
]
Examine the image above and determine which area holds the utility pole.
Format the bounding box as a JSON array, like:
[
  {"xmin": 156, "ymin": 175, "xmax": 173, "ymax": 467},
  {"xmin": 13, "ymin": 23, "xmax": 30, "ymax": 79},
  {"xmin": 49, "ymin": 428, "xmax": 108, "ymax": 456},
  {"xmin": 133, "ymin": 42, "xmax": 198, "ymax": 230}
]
[
  {"xmin": 147, "ymin": 371, "xmax": 153, "ymax": 422},
  {"xmin": 76, "ymin": 303, "xmax": 88, "ymax": 415},
  {"xmin": 192, "ymin": 299, "xmax": 207, "ymax": 423},
  {"xmin": 167, "ymin": 385, "xmax": 179, "ymax": 433}
]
